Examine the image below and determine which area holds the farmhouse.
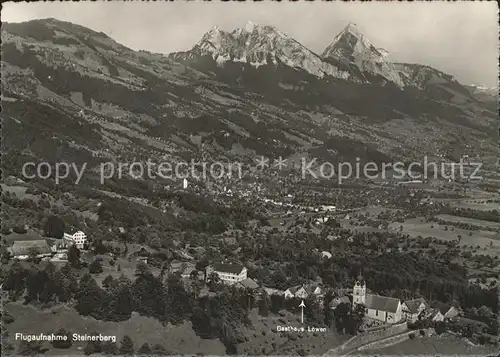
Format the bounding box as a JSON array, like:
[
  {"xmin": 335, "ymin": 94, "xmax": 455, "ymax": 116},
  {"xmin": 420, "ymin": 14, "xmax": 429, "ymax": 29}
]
[
  {"xmin": 431, "ymin": 302, "xmax": 459, "ymax": 322},
  {"xmin": 330, "ymin": 295, "xmax": 351, "ymax": 309},
  {"xmin": 284, "ymin": 285, "xmax": 305, "ymax": 299},
  {"xmin": 169, "ymin": 260, "xmax": 185, "ymax": 273},
  {"xmin": 321, "ymin": 251, "xmax": 332, "ymax": 259},
  {"xmin": 209, "ymin": 263, "xmax": 247, "ymax": 285},
  {"xmin": 47, "ymin": 238, "xmax": 73, "ymax": 253},
  {"xmin": 352, "ymin": 278, "xmax": 403, "ymax": 324},
  {"xmin": 235, "ymin": 277, "xmax": 259, "ymax": 290},
  {"xmin": 402, "ymin": 298, "xmax": 428, "ymax": 323},
  {"xmin": 263, "ymin": 287, "xmax": 284, "ymax": 296},
  {"xmin": 179, "ymin": 263, "xmax": 197, "ymax": 279},
  {"xmin": 8, "ymin": 240, "xmax": 52, "ymax": 260},
  {"xmin": 284, "ymin": 284, "xmax": 322, "ymax": 299}
]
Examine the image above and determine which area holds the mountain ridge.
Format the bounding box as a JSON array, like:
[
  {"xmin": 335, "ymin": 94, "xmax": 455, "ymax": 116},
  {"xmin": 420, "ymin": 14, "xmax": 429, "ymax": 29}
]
[
  {"xmin": 171, "ymin": 20, "xmax": 352, "ymax": 80},
  {"xmin": 1, "ymin": 18, "xmax": 498, "ymax": 184}
]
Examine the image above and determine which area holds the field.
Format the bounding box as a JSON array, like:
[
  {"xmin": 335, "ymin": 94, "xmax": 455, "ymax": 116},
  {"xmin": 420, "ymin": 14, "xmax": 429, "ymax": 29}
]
[
  {"xmin": 2, "ymin": 183, "xmax": 99, "ymax": 223},
  {"xmin": 437, "ymin": 214, "xmax": 500, "ymax": 230},
  {"xmin": 388, "ymin": 218, "xmax": 500, "ymax": 253},
  {"xmin": 451, "ymin": 200, "xmax": 500, "ymax": 211},
  {"xmin": 4, "ymin": 302, "xmax": 226, "ymax": 355},
  {"xmin": 1, "ymin": 184, "xmax": 37, "ymax": 200},
  {"xmin": 360, "ymin": 334, "xmax": 498, "ymax": 355}
]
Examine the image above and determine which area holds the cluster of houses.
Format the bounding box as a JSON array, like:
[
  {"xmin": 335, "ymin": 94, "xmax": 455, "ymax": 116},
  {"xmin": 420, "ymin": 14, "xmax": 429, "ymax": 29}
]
[
  {"xmin": 185, "ymin": 263, "xmax": 461, "ymax": 327},
  {"xmin": 6, "ymin": 231, "xmax": 461, "ymax": 329},
  {"xmin": 350, "ymin": 277, "xmax": 459, "ymax": 324},
  {"xmin": 7, "ymin": 230, "xmax": 88, "ymax": 261}
]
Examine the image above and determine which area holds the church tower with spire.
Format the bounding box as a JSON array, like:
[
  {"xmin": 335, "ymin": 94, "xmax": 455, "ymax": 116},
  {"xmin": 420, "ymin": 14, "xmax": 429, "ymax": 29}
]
[{"xmin": 352, "ymin": 274, "xmax": 366, "ymax": 306}]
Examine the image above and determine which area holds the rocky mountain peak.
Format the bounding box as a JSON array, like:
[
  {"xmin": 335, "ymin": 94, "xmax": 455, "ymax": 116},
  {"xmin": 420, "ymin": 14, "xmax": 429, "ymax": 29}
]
[
  {"xmin": 322, "ymin": 23, "xmax": 404, "ymax": 87},
  {"xmin": 184, "ymin": 22, "xmax": 350, "ymax": 79}
]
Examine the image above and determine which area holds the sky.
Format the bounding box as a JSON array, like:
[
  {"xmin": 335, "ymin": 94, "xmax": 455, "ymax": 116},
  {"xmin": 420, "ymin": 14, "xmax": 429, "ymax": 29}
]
[{"xmin": 2, "ymin": 1, "xmax": 499, "ymax": 87}]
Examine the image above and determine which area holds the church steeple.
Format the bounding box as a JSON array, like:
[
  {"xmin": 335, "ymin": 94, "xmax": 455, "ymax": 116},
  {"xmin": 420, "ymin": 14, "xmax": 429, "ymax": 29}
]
[
  {"xmin": 353, "ymin": 274, "xmax": 366, "ymax": 306},
  {"xmin": 356, "ymin": 273, "xmax": 365, "ymax": 284}
]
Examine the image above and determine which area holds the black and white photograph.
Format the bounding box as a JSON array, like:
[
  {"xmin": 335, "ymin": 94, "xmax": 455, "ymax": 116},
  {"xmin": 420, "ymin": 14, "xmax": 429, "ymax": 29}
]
[{"xmin": 1, "ymin": 1, "xmax": 499, "ymax": 356}]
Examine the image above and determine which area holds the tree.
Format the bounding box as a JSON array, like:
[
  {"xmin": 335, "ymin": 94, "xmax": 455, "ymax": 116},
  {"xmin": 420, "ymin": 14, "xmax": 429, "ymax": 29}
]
[
  {"xmin": 195, "ymin": 259, "xmax": 210, "ymax": 281},
  {"xmin": 108, "ymin": 277, "xmax": 133, "ymax": 321},
  {"xmin": 67, "ymin": 245, "xmax": 81, "ymax": 268},
  {"xmin": 323, "ymin": 292, "xmax": 335, "ymax": 327},
  {"xmin": 75, "ymin": 274, "xmax": 103, "ymax": 317},
  {"xmin": 1, "ymin": 226, "xmax": 11, "ymax": 235},
  {"xmin": 54, "ymin": 263, "xmax": 78, "ymax": 302},
  {"xmin": 18, "ymin": 340, "xmax": 43, "ymax": 356},
  {"xmin": 221, "ymin": 320, "xmax": 238, "ymax": 355},
  {"xmin": 189, "ymin": 270, "xmax": 201, "ymax": 298},
  {"xmin": 207, "ymin": 272, "xmax": 221, "ymax": 287},
  {"xmin": 84, "ymin": 340, "xmax": 101, "ymax": 355},
  {"xmin": 135, "ymin": 261, "xmax": 150, "ymax": 277},
  {"xmin": 44, "ymin": 215, "xmax": 65, "ymax": 239},
  {"xmin": 1, "ymin": 249, "xmax": 12, "ymax": 264},
  {"xmin": 190, "ymin": 269, "xmax": 200, "ymax": 281},
  {"xmin": 270, "ymin": 294, "xmax": 285, "ymax": 314},
  {"xmin": 149, "ymin": 236, "xmax": 161, "ymax": 249},
  {"xmin": 138, "ymin": 343, "xmax": 152, "ymax": 354},
  {"xmin": 2, "ymin": 310, "xmax": 15, "ymax": 324},
  {"xmin": 119, "ymin": 335, "xmax": 134, "ymax": 354},
  {"xmin": 166, "ymin": 274, "xmax": 191, "ymax": 324},
  {"xmin": 334, "ymin": 302, "xmax": 351, "ymax": 334},
  {"xmin": 102, "ymin": 274, "xmax": 114, "ymax": 289},
  {"xmin": 51, "ymin": 328, "xmax": 72, "ymax": 349},
  {"xmin": 259, "ymin": 290, "xmax": 270, "ymax": 316},
  {"xmin": 27, "ymin": 248, "xmax": 39, "ymax": 263},
  {"xmin": 349, "ymin": 303, "xmax": 366, "ymax": 334},
  {"xmin": 93, "ymin": 240, "xmax": 108, "ymax": 255},
  {"xmin": 89, "ymin": 259, "xmax": 103, "ymax": 274},
  {"xmin": 101, "ymin": 341, "xmax": 118, "ymax": 355},
  {"xmin": 2, "ymin": 331, "xmax": 14, "ymax": 355},
  {"xmin": 152, "ymin": 343, "xmax": 168, "ymax": 355}
]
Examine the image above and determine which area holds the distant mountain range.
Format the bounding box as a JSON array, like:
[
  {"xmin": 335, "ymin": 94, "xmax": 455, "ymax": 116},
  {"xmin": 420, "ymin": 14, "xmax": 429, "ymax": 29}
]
[
  {"xmin": 1, "ymin": 18, "xmax": 498, "ymax": 182},
  {"xmin": 171, "ymin": 21, "xmax": 478, "ymax": 92}
]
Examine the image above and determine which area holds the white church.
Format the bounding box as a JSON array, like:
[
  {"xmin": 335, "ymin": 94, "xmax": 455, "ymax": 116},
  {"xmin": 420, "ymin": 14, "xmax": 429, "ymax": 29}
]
[{"xmin": 352, "ymin": 277, "xmax": 403, "ymax": 324}]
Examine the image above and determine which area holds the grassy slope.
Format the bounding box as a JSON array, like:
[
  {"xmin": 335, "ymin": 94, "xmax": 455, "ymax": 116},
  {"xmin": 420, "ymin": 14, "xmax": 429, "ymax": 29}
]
[{"xmin": 4, "ymin": 302, "xmax": 226, "ymax": 355}]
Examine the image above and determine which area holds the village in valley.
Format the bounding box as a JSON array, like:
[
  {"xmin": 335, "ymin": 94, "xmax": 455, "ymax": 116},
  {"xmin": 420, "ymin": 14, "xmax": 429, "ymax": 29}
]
[{"xmin": 1, "ymin": 3, "xmax": 499, "ymax": 356}]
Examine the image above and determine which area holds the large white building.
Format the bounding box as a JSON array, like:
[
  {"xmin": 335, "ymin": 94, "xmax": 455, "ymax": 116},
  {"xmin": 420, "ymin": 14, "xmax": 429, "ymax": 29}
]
[
  {"xmin": 63, "ymin": 231, "xmax": 87, "ymax": 249},
  {"xmin": 352, "ymin": 278, "xmax": 403, "ymax": 324},
  {"xmin": 210, "ymin": 263, "xmax": 247, "ymax": 285}
]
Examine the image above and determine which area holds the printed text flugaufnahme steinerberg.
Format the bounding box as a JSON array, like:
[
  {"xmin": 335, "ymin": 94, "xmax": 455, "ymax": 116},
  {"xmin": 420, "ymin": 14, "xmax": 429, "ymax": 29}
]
[{"xmin": 15, "ymin": 332, "xmax": 117, "ymax": 343}]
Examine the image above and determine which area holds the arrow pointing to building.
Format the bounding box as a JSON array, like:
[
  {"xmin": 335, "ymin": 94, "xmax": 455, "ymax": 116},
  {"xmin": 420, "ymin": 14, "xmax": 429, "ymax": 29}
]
[{"xmin": 299, "ymin": 300, "xmax": 306, "ymax": 324}]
